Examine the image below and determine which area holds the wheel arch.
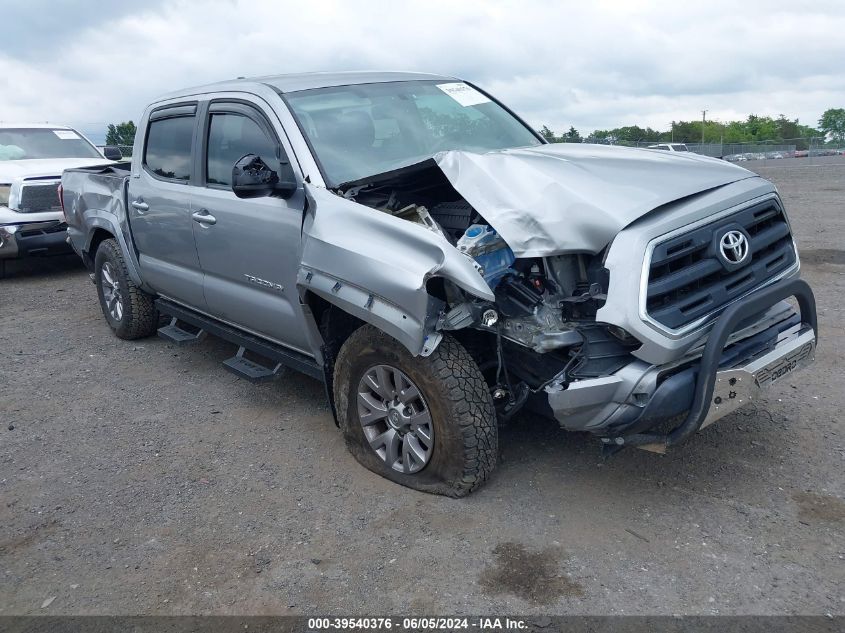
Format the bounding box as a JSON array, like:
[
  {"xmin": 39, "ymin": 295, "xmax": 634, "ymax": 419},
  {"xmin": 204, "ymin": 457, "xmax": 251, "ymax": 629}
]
[
  {"xmin": 299, "ymin": 268, "xmax": 445, "ymax": 354},
  {"xmin": 83, "ymin": 214, "xmax": 146, "ymax": 288},
  {"xmin": 87, "ymin": 227, "xmax": 114, "ymax": 261}
]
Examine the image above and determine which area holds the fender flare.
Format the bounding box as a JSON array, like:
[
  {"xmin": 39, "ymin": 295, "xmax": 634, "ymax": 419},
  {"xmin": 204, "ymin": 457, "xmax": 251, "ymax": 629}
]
[
  {"xmin": 297, "ymin": 268, "xmax": 450, "ymax": 358},
  {"xmin": 83, "ymin": 213, "xmax": 146, "ymax": 289}
]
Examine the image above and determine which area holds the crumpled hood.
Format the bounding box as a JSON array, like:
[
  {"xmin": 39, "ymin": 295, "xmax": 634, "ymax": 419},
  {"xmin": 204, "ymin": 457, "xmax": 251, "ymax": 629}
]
[
  {"xmin": 434, "ymin": 143, "xmax": 756, "ymax": 256},
  {"xmin": 0, "ymin": 157, "xmax": 110, "ymax": 182}
]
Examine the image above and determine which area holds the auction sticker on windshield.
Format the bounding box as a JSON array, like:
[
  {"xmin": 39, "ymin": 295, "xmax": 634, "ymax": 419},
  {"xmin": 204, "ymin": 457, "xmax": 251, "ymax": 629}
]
[
  {"xmin": 53, "ymin": 130, "xmax": 81, "ymax": 140},
  {"xmin": 436, "ymin": 82, "xmax": 491, "ymax": 106}
]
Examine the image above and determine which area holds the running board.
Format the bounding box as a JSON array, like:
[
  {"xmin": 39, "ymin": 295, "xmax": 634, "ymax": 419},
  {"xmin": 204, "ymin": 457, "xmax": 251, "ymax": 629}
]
[
  {"xmin": 223, "ymin": 347, "xmax": 285, "ymax": 383},
  {"xmin": 158, "ymin": 317, "xmax": 206, "ymax": 344},
  {"xmin": 154, "ymin": 298, "xmax": 323, "ymax": 381}
]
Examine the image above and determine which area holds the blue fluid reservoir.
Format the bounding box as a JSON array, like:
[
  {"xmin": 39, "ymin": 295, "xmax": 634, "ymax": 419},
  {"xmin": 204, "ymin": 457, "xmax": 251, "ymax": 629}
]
[{"xmin": 456, "ymin": 224, "xmax": 515, "ymax": 288}]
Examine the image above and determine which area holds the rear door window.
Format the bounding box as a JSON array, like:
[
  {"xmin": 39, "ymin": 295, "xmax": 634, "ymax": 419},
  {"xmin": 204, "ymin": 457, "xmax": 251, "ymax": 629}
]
[{"xmin": 144, "ymin": 116, "xmax": 195, "ymax": 181}]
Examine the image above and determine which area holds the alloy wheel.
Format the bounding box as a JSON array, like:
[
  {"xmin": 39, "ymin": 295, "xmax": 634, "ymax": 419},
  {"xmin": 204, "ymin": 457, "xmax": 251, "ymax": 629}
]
[
  {"xmin": 356, "ymin": 364, "xmax": 434, "ymax": 474},
  {"xmin": 100, "ymin": 261, "xmax": 124, "ymax": 321}
]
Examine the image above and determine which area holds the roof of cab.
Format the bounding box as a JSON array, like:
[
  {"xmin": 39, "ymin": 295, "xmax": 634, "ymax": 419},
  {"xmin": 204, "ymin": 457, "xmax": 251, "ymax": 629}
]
[{"xmin": 153, "ymin": 70, "xmax": 456, "ymax": 103}]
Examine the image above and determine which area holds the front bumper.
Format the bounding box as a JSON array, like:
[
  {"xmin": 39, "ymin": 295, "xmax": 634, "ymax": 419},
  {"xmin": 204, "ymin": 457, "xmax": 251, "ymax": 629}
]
[
  {"xmin": 699, "ymin": 326, "xmax": 815, "ymax": 429},
  {"xmin": 547, "ymin": 278, "xmax": 817, "ymax": 451},
  {"xmin": 0, "ymin": 220, "xmax": 72, "ymax": 260}
]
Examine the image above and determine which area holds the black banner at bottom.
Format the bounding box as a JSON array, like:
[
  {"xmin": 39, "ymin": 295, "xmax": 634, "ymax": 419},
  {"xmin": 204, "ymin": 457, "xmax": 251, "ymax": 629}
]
[{"xmin": 0, "ymin": 616, "xmax": 841, "ymax": 633}]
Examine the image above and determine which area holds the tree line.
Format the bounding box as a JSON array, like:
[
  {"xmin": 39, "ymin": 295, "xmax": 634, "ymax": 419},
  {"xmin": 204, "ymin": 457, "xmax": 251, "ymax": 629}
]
[{"xmin": 539, "ymin": 108, "xmax": 845, "ymax": 149}]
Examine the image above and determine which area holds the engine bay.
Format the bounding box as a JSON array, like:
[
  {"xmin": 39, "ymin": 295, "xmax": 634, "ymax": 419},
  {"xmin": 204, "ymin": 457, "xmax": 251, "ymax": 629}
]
[{"xmin": 333, "ymin": 159, "xmax": 628, "ymax": 419}]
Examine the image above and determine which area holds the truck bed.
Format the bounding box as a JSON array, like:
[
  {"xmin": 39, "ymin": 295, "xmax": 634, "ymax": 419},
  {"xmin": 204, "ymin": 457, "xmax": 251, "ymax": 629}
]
[
  {"xmin": 62, "ymin": 161, "xmax": 133, "ymax": 263},
  {"xmin": 62, "ymin": 162, "xmax": 131, "ymax": 217},
  {"xmin": 64, "ymin": 160, "xmax": 130, "ymax": 184}
]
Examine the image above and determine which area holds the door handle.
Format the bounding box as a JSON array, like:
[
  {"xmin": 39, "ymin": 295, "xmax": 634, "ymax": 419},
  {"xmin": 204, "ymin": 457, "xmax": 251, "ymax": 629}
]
[
  {"xmin": 191, "ymin": 210, "xmax": 217, "ymax": 225},
  {"xmin": 131, "ymin": 200, "xmax": 149, "ymax": 212}
]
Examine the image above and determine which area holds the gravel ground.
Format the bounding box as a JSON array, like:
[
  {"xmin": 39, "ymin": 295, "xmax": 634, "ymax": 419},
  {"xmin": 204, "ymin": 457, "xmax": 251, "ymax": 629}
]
[{"xmin": 1, "ymin": 159, "xmax": 843, "ymax": 616}]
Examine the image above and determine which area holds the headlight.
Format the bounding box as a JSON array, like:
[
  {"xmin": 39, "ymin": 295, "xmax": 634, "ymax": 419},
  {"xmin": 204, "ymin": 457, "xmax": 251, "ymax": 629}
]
[
  {"xmin": 0, "ymin": 184, "xmax": 10, "ymax": 206},
  {"xmin": 0, "ymin": 225, "xmax": 16, "ymax": 249}
]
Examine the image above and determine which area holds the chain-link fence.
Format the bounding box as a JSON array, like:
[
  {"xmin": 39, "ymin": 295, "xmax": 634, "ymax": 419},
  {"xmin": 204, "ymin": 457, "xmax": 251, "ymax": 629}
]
[
  {"xmin": 590, "ymin": 138, "xmax": 844, "ymax": 163},
  {"xmin": 683, "ymin": 138, "xmax": 840, "ymax": 162},
  {"xmin": 686, "ymin": 142, "xmax": 796, "ymax": 159},
  {"xmin": 96, "ymin": 144, "xmax": 133, "ymax": 158}
]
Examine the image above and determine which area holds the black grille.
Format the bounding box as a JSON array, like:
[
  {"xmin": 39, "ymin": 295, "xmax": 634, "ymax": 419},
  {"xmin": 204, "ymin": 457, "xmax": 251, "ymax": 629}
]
[
  {"xmin": 646, "ymin": 200, "xmax": 796, "ymax": 329},
  {"xmin": 18, "ymin": 222, "xmax": 68, "ymax": 238},
  {"xmin": 18, "ymin": 182, "xmax": 62, "ymax": 213}
]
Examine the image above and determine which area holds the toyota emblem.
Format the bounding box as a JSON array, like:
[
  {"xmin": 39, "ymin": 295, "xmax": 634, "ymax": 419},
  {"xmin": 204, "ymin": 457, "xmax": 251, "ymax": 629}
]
[{"xmin": 719, "ymin": 230, "xmax": 750, "ymax": 264}]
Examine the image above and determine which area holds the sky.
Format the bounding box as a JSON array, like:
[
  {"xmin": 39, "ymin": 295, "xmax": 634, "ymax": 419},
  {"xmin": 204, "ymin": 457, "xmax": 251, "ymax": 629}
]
[{"xmin": 1, "ymin": 0, "xmax": 844, "ymax": 144}]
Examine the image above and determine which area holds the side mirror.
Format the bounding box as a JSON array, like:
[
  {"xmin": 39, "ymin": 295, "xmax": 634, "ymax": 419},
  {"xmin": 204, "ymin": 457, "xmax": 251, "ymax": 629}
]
[
  {"xmin": 103, "ymin": 145, "xmax": 123, "ymax": 160},
  {"xmin": 231, "ymin": 153, "xmax": 297, "ymax": 200}
]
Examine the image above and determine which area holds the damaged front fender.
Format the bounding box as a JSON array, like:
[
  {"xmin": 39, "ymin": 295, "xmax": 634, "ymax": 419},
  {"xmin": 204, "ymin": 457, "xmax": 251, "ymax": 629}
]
[{"xmin": 298, "ymin": 184, "xmax": 494, "ymax": 356}]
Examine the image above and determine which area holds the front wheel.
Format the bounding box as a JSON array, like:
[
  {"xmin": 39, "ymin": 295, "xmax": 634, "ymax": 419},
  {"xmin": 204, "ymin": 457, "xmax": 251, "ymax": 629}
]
[
  {"xmin": 333, "ymin": 325, "xmax": 498, "ymax": 497},
  {"xmin": 93, "ymin": 238, "xmax": 158, "ymax": 339}
]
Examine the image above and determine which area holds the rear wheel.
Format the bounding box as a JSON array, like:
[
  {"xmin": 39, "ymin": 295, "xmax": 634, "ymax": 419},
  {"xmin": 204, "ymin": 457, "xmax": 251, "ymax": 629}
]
[
  {"xmin": 94, "ymin": 238, "xmax": 158, "ymax": 339},
  {"xmin": 333, "ymin": 325, "xmax": 498, "ymax": 497}
]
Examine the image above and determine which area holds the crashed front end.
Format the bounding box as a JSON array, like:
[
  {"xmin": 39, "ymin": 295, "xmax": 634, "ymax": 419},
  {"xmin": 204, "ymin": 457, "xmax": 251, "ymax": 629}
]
[
  {"xmin": 302, "ymin": 144, "xmax": 817, "ymax": 451},
  {"xmin": 546, "ymin": 181, "xmax": 816, "ymax": 452}
]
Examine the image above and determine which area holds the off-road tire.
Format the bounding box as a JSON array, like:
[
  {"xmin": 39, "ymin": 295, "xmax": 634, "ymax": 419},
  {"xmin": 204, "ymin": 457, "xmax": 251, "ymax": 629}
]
[
  {"xmin": 93, "ymin": 238, "xmax": 158, "ymax": 339},
  {"xmin": 333, "ymin": 325, "xmax": 498, "ymax": 497}
]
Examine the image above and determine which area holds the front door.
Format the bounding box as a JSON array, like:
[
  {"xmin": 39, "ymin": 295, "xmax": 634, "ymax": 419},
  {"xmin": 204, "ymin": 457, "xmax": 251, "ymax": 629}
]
[
  {"xmin": 129, "ymin": 104, "xmax": 206, "ymax": 309},
  {"xmin": 190, "ymin": 100, "xmax": 311, "ymax": 354}
]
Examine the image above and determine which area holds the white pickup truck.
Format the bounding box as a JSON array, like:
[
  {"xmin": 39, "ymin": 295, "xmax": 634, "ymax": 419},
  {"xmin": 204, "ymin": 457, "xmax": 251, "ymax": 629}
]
[{"xmin": 0, "ymin": 123, "xmax": 121, "ymax": 277}]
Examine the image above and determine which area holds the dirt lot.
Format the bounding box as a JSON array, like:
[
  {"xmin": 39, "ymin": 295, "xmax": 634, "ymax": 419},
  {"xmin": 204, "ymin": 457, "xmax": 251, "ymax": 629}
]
[{"xmin": 1, "ymin": 159, "xmax": 843, "ymax": 616}]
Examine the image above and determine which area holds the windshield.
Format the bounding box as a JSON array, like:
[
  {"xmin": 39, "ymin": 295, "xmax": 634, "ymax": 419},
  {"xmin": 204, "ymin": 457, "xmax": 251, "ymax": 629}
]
[
  {"xmin": 0, "ymin": 128, "xmax": 102, "ymax": 161},
  {"xmin": 285, "ymin": 80, "xmax": 542, "ymax": 185},
  {"xmin": 671, "ymin": 144, "xmax": 689, "ymax": 152}
]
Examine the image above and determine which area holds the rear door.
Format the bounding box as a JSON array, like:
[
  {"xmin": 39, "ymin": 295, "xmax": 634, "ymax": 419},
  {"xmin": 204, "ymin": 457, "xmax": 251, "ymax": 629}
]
[
  {"xmin": 190, "ymin": 98, "xmax": 311, "ymax": 354},
  {"xmin": 129, "ymin": 103, "xmax": 206, "ymax": 309}
]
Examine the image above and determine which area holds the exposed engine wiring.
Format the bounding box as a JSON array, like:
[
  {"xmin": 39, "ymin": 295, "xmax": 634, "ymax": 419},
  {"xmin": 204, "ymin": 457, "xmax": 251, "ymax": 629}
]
[
  {"xmin": 528, "ymin": 347, "xmax": 582, "ymax": 394},
  {"xmin": 495, "ymin": 322, "xmax": 516, "ymax": 405}
]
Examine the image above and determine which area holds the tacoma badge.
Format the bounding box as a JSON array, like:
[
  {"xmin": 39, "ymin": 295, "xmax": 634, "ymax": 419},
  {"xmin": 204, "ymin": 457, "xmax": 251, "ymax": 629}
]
[{"xmin": 244, "ymin": 274, "xmax": 284, "ymax": 292}]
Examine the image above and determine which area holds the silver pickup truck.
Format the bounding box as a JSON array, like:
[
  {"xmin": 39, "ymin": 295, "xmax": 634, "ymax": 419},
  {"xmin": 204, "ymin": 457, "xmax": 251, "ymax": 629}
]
[{"xmin": 62, "ymin": 71, "xmax": 817, "ymax": 496}]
